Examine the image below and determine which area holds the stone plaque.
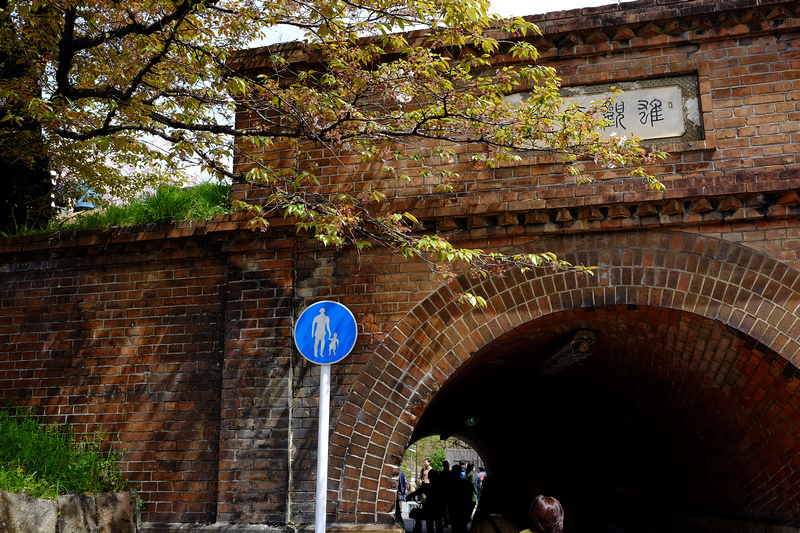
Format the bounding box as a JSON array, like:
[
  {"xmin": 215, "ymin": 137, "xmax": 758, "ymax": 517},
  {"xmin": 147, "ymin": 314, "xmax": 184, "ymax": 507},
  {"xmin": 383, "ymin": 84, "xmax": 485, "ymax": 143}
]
[
  {"xmin": 565, "ymin": 85, "xmax": 685, "ymax": 140},
  {"xmin": 506, "ymin": 74, "xmax": 703, "ymax": 144}
]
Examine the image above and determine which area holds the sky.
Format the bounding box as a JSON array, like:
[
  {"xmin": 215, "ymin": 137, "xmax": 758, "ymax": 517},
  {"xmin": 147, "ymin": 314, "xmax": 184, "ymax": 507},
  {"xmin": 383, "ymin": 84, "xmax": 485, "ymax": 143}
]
[
  {"xmin": 265, "ymin": 0, "xmax": 617, "ymax": 44},
  {"xmin": 493, "ymin": 0, "xmax": 614, "ymax": 16}
]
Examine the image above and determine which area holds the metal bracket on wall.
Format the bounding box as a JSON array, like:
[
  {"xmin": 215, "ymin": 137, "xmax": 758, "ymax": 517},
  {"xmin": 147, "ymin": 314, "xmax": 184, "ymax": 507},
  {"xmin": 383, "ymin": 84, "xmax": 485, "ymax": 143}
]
[{"xmin": 540, "ymin": 330, "xmax": 597, "ymax": 375}]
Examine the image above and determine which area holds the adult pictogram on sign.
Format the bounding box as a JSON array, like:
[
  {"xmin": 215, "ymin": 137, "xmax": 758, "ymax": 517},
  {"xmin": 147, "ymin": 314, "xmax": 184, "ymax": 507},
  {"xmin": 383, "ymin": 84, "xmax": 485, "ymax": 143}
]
[
  {"xmin": 294, "ymin": 301, "xmax": 357, "ymax": 365},
  {"xmin": 311, "ymin": 307, "xmax": 331, "ymax": 359}
]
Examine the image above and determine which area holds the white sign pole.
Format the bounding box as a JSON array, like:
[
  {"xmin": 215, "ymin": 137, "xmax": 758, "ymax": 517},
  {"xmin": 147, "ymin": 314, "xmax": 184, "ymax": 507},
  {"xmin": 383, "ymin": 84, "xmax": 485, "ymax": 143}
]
[
  {"xmin": 294, "ymin": 301, "xmax": 356, "ymax": 533},
  {"xmin": 315, "ymin": 363, "xmax": 331, "ymax": 532}
]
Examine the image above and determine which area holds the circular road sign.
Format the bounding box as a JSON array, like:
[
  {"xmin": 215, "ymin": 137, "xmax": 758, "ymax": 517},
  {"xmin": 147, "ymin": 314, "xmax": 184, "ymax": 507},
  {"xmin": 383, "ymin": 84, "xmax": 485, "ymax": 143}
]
[{"xmin": 294, "ymin": 301, "xmax": 357, "ymax": 364}]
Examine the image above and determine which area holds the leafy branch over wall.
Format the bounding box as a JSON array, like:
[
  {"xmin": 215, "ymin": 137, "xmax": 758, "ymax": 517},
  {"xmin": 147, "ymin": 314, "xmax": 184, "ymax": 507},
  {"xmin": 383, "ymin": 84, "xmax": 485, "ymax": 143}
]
[{"xmin": 0, "ymin": 0, "xmax": 665, "ymax": 305}]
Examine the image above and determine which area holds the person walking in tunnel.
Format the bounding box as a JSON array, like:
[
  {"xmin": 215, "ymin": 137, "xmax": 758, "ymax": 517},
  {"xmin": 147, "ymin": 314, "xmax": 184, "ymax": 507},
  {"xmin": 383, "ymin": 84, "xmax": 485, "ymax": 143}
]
[
  {"xmin": 520, "ymin": 495, "xmax": 564, "ymax": 533},
  {"xmin": 475, "ymin": 466, "xmax": 486, "ymax": 502},
  {"xmin": 441, "ymin": 460, "xmax": 452, "ymax": 528},
  {"xmin": 464, "ymin": 463, "xmax": 478, "ymax": 517},
  {"xmin": 408, "ymin": 469, "xmax": 445, "ymax": 533},
  {"xmin": 449, "ymin": 463, "xmax": 477, "ymax": 533},
  {"xmin": 397, "ymin": 470, "xmax": 408, "ymax": 528},
  {"xmin": 398, "ymin": 470, "xmax": 408, "ymax": 501},
  {"xmin": 420, "ymin": 458, "xmax": 432, "ymax": 485}
]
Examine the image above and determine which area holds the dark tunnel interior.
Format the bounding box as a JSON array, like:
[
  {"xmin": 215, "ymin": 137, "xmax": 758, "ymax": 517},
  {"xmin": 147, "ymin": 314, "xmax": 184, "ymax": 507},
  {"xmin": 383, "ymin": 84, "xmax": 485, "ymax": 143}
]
[
  {"xmin": 409, "ymin": 328, "xmax": 689, "ymax": 532},
  {"xmin": 404, "ymin": 305, "xmax": 800, "ymax": 529}
]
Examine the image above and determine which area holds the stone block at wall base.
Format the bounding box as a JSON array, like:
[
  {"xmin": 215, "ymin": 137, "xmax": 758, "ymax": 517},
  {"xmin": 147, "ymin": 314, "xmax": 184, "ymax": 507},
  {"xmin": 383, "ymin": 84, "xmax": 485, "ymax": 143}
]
[
  {"xmin": 0, "ymin": 491, "xmax": 57, "ymax": 533},
  {"xmin": 96, "ymin": 492, "xmax": 137, "ymax": 533},
  {"xmin": 58, "ymin": 493, "xmax": 98, "ymax": 533},
  {"xmin": 0, "ymin": 490, "xmax": 139, "ymax": 533}
]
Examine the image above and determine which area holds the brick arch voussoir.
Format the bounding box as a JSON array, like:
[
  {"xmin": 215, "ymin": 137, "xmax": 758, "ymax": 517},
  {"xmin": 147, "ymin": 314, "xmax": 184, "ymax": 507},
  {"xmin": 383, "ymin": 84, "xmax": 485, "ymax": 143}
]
[
  {"xmin": 329, "ymin": 229, "xmax": 800, "ymax": 524},
  {"xmin": 328, "ymin": 281, "xmax": 475, "ymax": 523}
]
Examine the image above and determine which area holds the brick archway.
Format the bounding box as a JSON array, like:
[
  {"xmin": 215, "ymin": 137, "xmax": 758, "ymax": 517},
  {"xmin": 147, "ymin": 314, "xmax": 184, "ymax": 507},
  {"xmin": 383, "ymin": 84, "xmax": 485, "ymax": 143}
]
[{"xmin": 328, "ymin": 230, "xmax": 800, "ymax": 525}]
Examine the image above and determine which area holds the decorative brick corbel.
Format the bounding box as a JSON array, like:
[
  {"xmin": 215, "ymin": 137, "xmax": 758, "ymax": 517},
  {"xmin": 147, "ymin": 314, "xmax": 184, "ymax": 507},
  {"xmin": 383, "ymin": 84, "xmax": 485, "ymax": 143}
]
[{"xmin": 662, "ymin": 199, "xmax": 685, "ymax": 215}]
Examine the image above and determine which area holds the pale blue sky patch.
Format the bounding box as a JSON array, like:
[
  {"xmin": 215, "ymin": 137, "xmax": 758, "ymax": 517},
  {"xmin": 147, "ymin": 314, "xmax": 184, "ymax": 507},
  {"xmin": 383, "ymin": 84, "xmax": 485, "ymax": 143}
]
[
  {"xmin": 493, "ymin": 0, "xmax": 615, "ymax": 16},
  {"xmin": 261, "ymin": 0, "xmax": 619, "ymax": 45}
]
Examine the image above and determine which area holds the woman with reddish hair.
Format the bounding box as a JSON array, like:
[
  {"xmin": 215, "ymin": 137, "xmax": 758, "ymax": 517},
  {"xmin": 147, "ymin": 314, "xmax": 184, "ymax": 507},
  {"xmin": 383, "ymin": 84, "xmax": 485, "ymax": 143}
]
[{"xmin": 521, "ymin": 495, "xmax": 564, "ymax": 533}]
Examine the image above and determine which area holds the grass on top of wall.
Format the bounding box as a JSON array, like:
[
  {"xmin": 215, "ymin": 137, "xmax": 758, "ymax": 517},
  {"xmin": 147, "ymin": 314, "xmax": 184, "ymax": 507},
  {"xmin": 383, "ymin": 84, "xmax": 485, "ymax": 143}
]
[
  {"xmin": 0, "ymin": 407, "xmax": 128, "ymax": 499},
  {"xmin": 2, "ymin": 181, "xmax": 232, "ymax": 238}
]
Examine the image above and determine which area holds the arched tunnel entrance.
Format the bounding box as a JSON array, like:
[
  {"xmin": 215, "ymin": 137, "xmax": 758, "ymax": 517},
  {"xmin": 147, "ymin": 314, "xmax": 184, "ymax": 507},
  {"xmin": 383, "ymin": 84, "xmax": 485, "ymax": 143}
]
[
  {"xmin": 408, "ymin": 305, "xmax": 800, "ymax": 531},
  {"xmin": 329, "ymin": 231, "xmax": 800, "ymax": 531}
]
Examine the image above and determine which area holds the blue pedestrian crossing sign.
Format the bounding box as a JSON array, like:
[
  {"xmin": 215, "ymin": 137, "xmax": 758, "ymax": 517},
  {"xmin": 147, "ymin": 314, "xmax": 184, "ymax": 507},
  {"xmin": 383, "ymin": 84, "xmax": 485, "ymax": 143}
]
[{"xmin": 294, "ymin": 301, "xmax": 357, "ymax": 365}]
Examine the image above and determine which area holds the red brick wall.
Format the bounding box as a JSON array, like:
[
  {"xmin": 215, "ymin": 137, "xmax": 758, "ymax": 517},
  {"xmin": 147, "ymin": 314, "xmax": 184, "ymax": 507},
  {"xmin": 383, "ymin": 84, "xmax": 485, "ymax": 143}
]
[
  {"xmin": 0, "ymin": 234, "xmax": 229, "ymax": 522},
  {"xmin": 216, "ymin": 235, "xmax": 296, "ymax": 523},
  {"xmin": 1, "ymin": 0, "xmax": 800, "ymax": 530},
  {"xmin": 0, "ymin": 227, "xmax": 307, "ymax": 525},
  {"xmin": 4, "ymin": 224, "xmax": 800, "ymax": 527}
]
